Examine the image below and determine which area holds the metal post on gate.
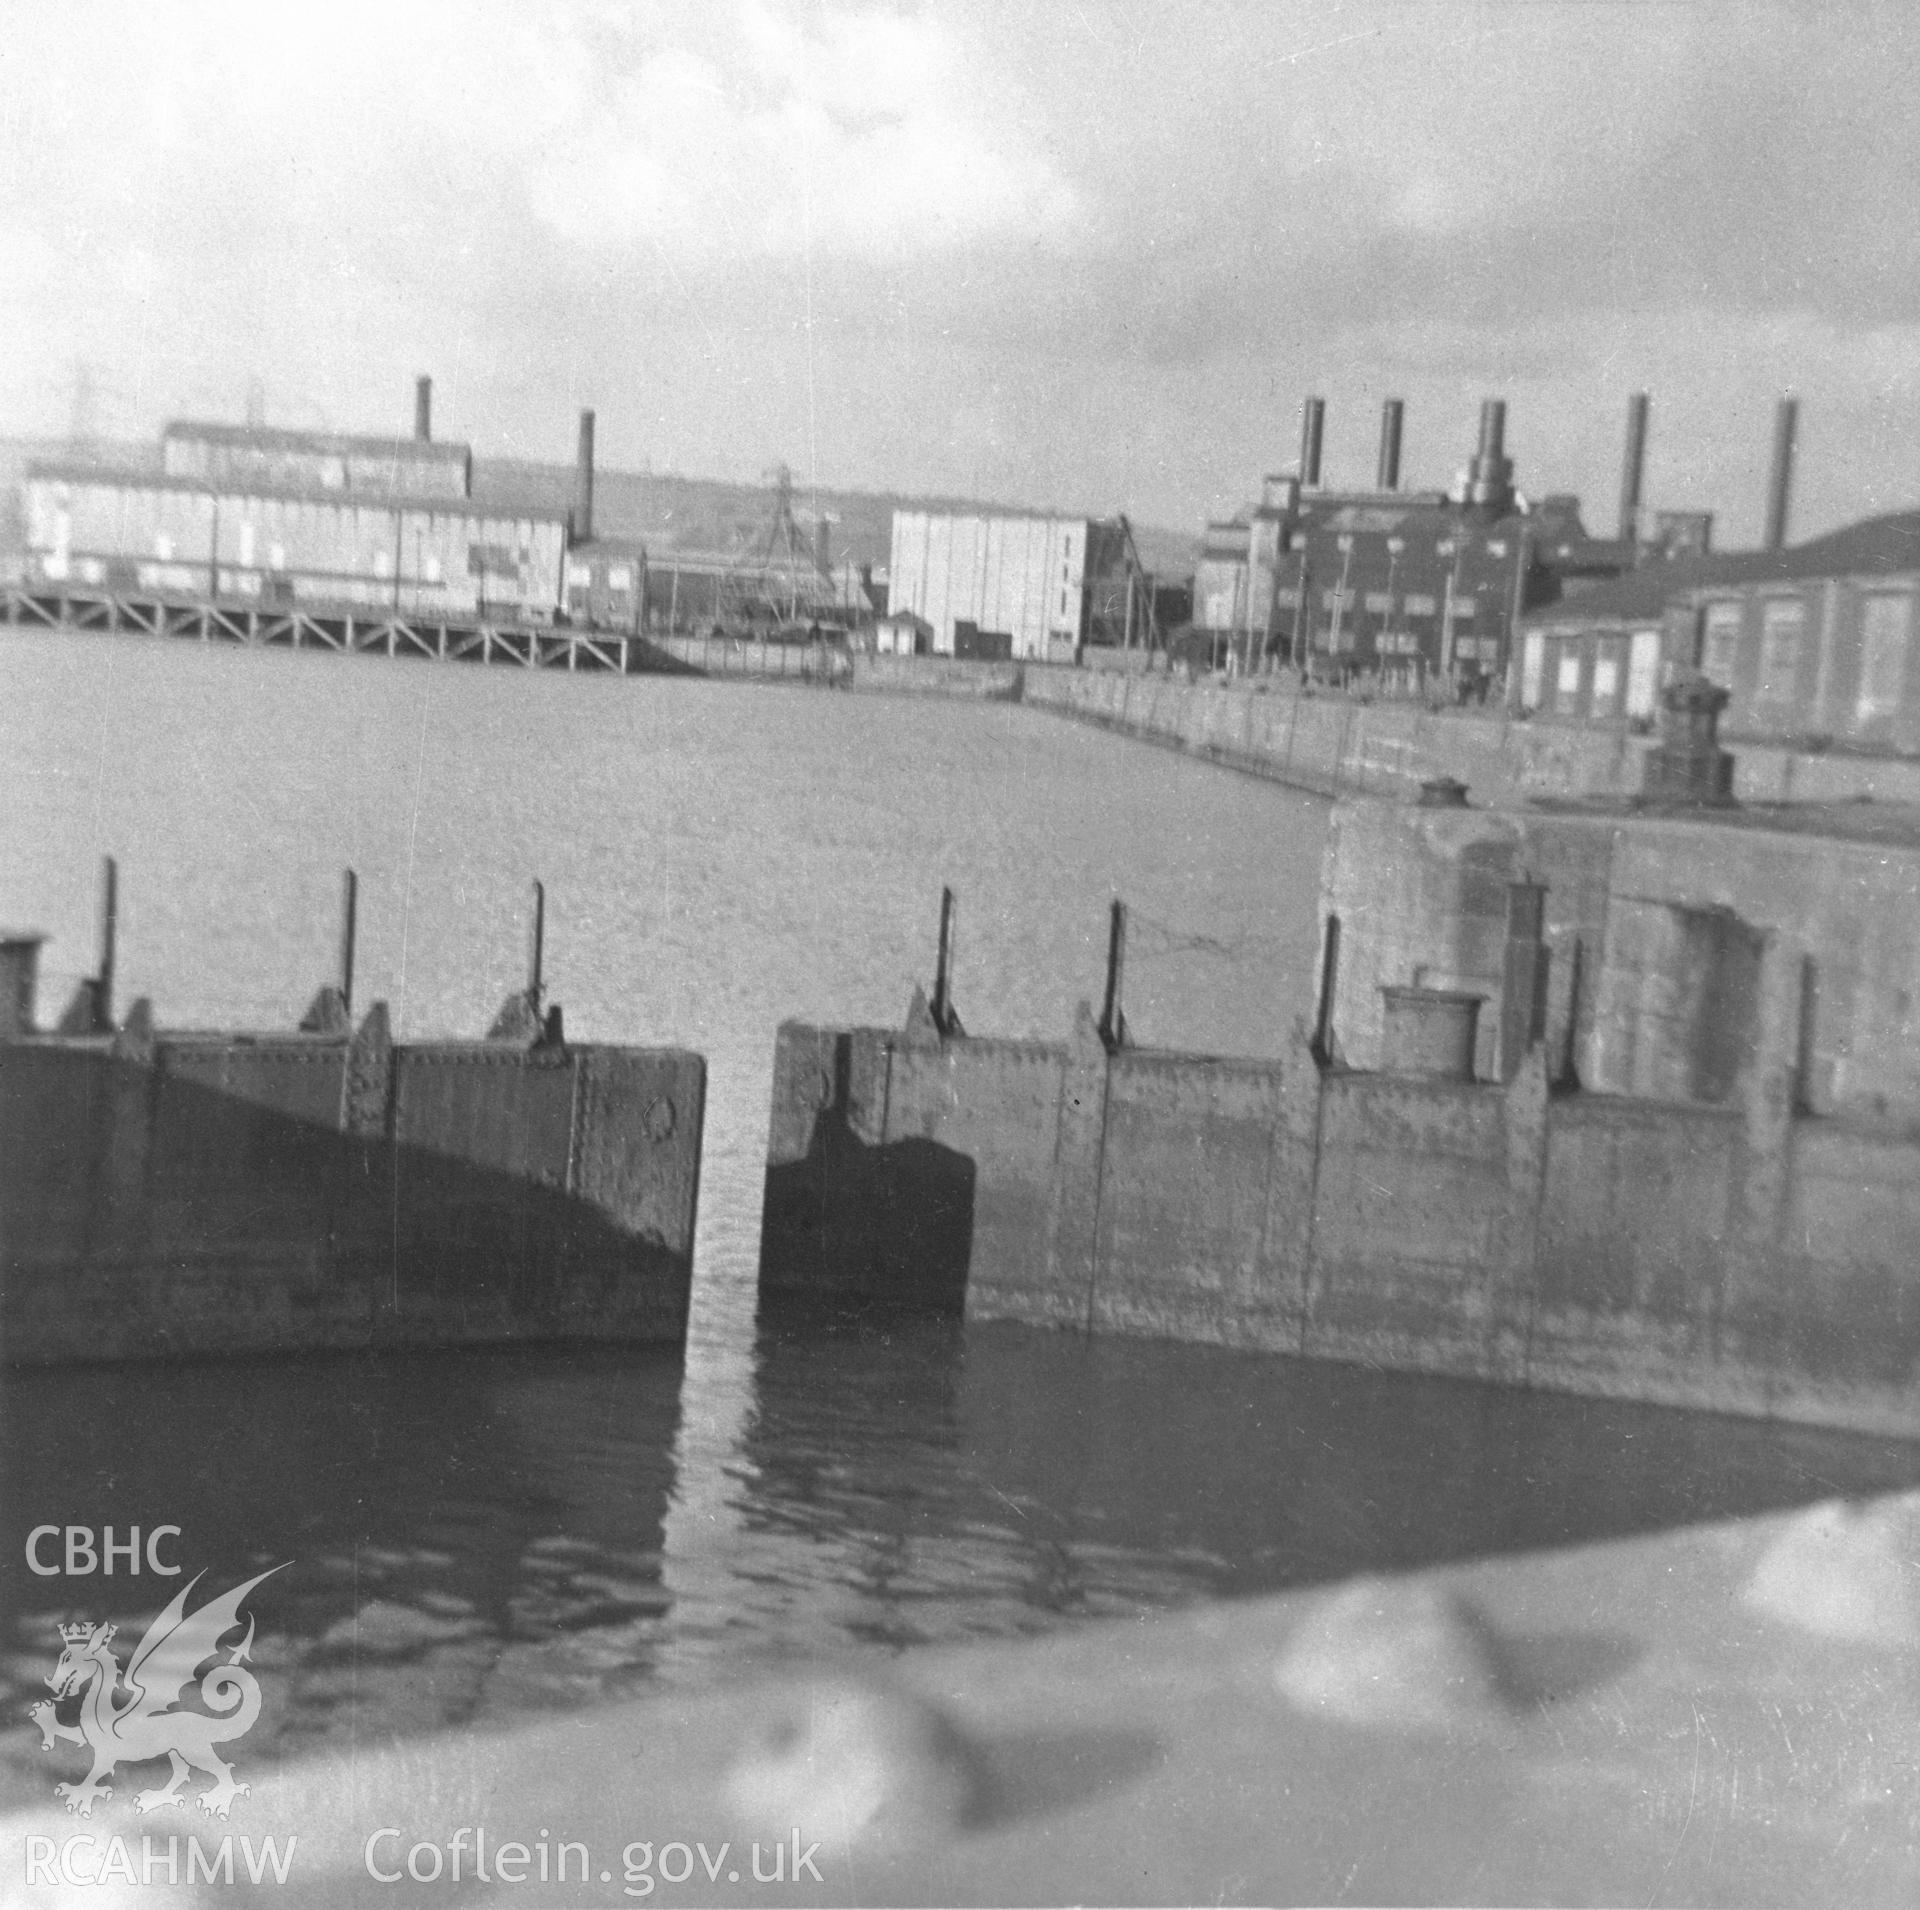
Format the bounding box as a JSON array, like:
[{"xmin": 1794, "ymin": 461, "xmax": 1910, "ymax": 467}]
[{"xmin": 1098, "ymin": 898, "xmax": 1128, "ymax": 1052}]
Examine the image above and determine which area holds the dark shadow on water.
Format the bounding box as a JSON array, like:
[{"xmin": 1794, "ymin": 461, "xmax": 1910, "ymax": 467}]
[{"xmin": 733, "ymin": 1312, "xmax": 1920, "ymax": 1632}]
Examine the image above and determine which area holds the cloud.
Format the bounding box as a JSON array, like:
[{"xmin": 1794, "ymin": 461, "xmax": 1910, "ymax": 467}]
[
  {"xmin": 525, "ymin": 3, "xmax": 1082, "ymax": 261},
  {"xmin": 2, "ymin": 1, "xmax": 1919, "ymax": 541}
]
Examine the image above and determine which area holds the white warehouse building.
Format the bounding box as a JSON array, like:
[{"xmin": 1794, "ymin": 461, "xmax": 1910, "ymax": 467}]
[{"xmin": 887, "ymin": 511, "xmax": 1096, "ymax": 662}]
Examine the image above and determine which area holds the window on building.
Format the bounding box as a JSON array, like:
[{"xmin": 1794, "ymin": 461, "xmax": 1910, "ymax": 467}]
[
  {"xmin": 1627, "ymin": 629, "xmax": 1661, "ymax": 717},
  {"xmin": 1404, "ymin": 593, "xmax": 1436, "ymax": 616},
  {"xmin": 608, "ymin": 564, "xmax": 633, "ymax": 591},
  {"xmin": 1452, "ymin": 597, "xmax": 1477, "ymax": 620},
  {"xmin": 1521, "ymin": 633, "xmax": 1545, "ymax": 709},
  {"xmin": 1756, "ymin": 598, "xmax": 1805, "ymax": 706},
  {"xmin": 1556, "ymin": 651, "xmax": 1583, "ymax": 698},
  {"xmin": 1857, "ymin": 594, "xmax": 1912, "ymax": 725},
  {"xmin": 1700, "ymin": 600, "xmax": 1741, "ymax": 686},
  {"xmin": 1592, "ymin": 654, "xmax": 1622, "ymax": 708}
]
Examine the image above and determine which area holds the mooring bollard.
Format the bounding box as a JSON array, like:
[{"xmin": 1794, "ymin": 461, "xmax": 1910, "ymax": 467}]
[{"xmin": 1097, "ymin": 898, "xmax": 1129, "ymax": 1052}]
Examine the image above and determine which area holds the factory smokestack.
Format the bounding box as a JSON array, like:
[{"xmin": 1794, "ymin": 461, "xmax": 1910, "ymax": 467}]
[
  {"xmin": 1376, "ymin": 399, "xmax": 1404, "ymax": 491},
  {"xmin": 1477, "ymin": 398, "xmax": 1506, "ymax": 463},
  {"xmin": 1299, "ymin": 397, "xmax": 1325, "ymax": 487},
  {"xmin": 1618, "ymin": 391, "xmax": 1649, "ymax": 545},
  {"xmin": 1764, "ymin": 396, "xmax": 1797, "ymax": 552},
  {"xmin": 814, "ymin": 516, "xmax": 831, "ymax": 578},
  {"xmin": 1466, "ymin": 398, "xmax": 1514, "ymax": 513},
  {"xmin": 573, "ymin": 409, "xmax": 596, "ymax": 545},
  {"xmin": 414, "ymin": 376, "xmax": 432, "ymax": 444}
]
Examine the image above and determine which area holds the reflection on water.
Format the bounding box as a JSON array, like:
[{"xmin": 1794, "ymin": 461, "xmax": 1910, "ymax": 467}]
[
  {"xmin": 7, "ymin": 1320, "xmax": 1915, "ymax": 1807},
  {"xmin": 2, "ymin": 634, "xmax": 1918, "ymax": 1808}
]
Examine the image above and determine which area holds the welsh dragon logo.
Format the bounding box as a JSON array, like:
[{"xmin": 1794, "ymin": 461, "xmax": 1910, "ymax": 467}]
[{"xmin": 28, "ymin": 1565, "xmax": 286, "ymax": 1819}]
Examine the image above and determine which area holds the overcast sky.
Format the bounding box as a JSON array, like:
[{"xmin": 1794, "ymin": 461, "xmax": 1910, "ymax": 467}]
[{"xmin": 4, "ymin": 1, "xmax": 1917, "ymax": 544}]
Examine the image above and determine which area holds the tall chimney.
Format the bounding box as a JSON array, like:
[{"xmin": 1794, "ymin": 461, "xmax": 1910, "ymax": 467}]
[
  {"xmin": 1618, "ymin": 391, "xmax": 1649, "ymax": 544},
  {"xmin": 414, "ymin": 376, "xmax": 432, "ymax": 444},
  {"xmin": 1466, "ymin": 397, "xmax": 1514, "ymax": 513},
  {"xmin": 573, "ymin": 409, "xmax": 596, "ymax": 545},
  {"xmin": 1764, "ymin": 396, "xmax": 1797, "ymax": 552},
  {"xmin": 1477, "ymin": 398, "xmax": 1506, "ymax": 462},
  {"xmin": 814, "ymin": 516, "xmax": 831, "ymax": 578},
  {"xmin": 1299, "ymin": 397, "xmax": 1325, "ymax": 487},
  {"xmin": 1376, "ymin": 398, "xmax": 1404, "ymax": 491}
]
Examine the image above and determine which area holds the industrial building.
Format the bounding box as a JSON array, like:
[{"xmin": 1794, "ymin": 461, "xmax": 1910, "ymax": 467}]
[
  {"xmin": 887, "ymin": 510, "xmax": 1156, "ymax": 661},
  {"xmin": 24, "ymin": 378, "xmax": 568, "ymax": 623},
  {"xmin": 1518, "ymin": 510, "xmax": 1920, "ymax": 749},
  {"xmin": 1194, "ymin": 396, "xmax": 1633, "ymax": 687},
  {"xmin": 1509, "ymin": 397, "xmax": 1920, "ymax": 749},
  {"xmin": 888, "ymin": 511, "xmax": 1091, "ymax": 661}
]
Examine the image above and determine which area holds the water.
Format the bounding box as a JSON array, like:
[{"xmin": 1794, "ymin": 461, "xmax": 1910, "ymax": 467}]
[{"xmin": 3, "ymin": 630, "xmax": 1915, "ymax": 1796}]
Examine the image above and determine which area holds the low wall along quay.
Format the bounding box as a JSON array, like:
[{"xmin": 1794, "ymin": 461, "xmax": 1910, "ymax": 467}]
[
  {"xmin": 1015, "ymin": 661, "xmax": 1920, "ymax": 807},
  {"xmin": 0, "ymin": 872, "xmax": 705, "ymax": 1365}
]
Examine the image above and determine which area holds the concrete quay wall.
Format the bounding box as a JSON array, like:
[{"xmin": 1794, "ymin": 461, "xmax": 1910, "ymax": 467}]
[
  {"xmin": 1017, "ymin": 664, "xmax": 1920, "ymax": 806},
  {"xmin": 10, "ymin": 1487, "xmax": 1916, "ymax": 1905},
  {"xmin": 760, "ymin": 1015, "xmax": 1920, "ymax": 1438},
  {"xmin": 1, "ymin": 1021, "xmax": 705, "ymax": 1364}
]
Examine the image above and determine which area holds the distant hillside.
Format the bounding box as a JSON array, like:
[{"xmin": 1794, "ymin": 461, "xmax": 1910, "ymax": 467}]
[
  {"xmin": 472, "ymin": 458, "xmax": 1197, "ymax": 577},
  {"xmin": 0, "ymin": 437, "xmax": 1199, "ymax": 579}
]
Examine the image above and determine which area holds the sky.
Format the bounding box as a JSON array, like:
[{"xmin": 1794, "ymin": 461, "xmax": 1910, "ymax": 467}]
[{"xmin": 3, "ymin": 0, "xmax": 1919, "ymax": 545}]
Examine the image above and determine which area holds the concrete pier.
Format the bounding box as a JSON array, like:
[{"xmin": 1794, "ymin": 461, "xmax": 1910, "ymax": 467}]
[
  {"xmin": 762, "ymin": 775, "xmax": 1920, "ymax": 1437},
  {"xmin": 1, "ymin": 877, "xmax": 705, "ymax": 1365}
]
